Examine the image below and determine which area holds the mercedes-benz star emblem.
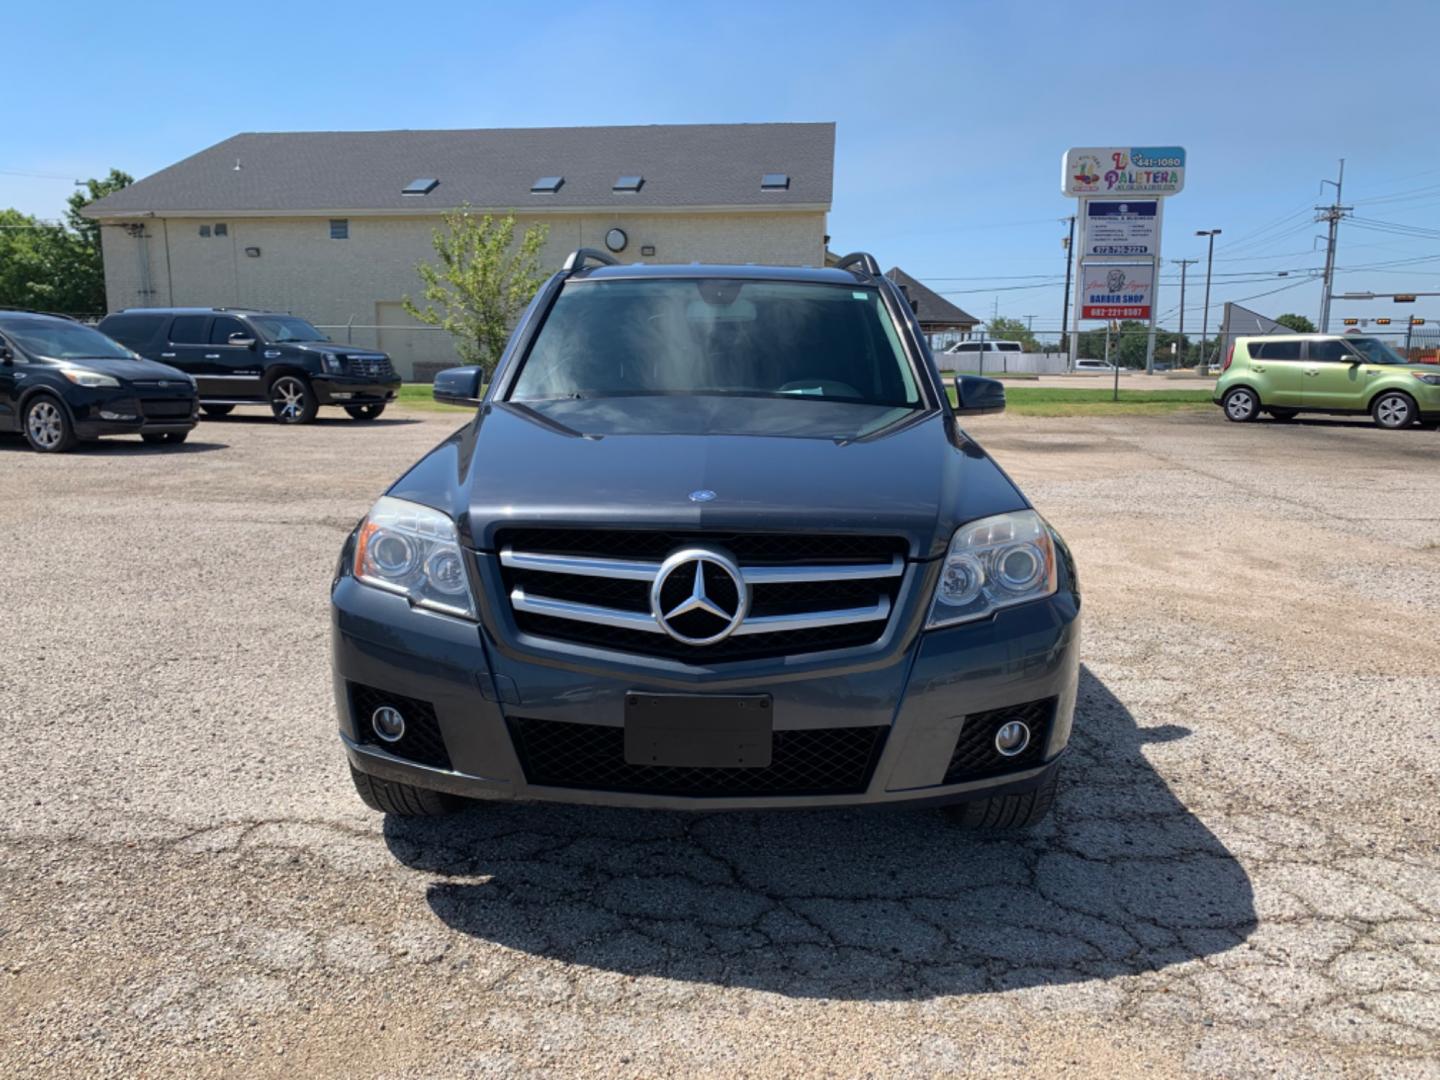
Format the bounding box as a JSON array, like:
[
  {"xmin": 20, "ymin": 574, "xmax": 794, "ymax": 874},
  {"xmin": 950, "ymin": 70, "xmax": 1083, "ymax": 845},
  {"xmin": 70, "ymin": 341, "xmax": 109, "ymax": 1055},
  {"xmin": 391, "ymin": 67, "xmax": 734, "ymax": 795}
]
[{"xmin": 649, "ymin": 548, "xmax": 749, "ymax": 645}]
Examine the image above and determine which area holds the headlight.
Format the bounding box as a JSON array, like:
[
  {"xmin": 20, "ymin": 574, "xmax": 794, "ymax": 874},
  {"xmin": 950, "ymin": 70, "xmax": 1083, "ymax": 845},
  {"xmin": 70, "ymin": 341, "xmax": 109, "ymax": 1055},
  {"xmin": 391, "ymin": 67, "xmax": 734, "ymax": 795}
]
[
  {"xmin": 322, "ymin": 355, "xmax": 346, "ymax": 374},
  {"xmin": 927, "ymin": 510, "xmax": 1058, "ymax": 627},
  {"xmin": 1412, "ymin": 372, "xmax": 1440, "ymax": 386},
  {"xmin": 353, "ymin": 496, "xmax": 475, "ymax": 618},
  {"xmin": 63, "ymin": 368, "xmax": 120, "ymax": 388}
]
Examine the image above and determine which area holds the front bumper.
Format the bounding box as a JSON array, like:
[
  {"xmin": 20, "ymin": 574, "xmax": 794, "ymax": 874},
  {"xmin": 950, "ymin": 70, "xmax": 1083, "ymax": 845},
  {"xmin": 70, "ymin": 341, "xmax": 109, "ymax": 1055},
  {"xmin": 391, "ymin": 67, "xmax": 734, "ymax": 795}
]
[
  {"xmin": 331, "ymin": 569, "xmax": 1081, "ymax": 811},
  {"xmin": 313, "ymin": 375, "xmax": 401, "ymax": 406},
  {"xmin": 67, "ymin": 389, "xmax": 199, "ymax": 438}
]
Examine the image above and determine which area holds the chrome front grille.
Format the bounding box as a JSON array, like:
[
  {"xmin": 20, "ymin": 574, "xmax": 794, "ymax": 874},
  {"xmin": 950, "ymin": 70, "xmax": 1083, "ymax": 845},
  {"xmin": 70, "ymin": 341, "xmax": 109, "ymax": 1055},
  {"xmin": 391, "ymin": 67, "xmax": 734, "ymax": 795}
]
[
  {"xmin": 344, "ymin": 355, "xmax": 394, "ymax": 379},
  {"xmin": 496, "ymin": 530, "xmax": 907, "ymax": 663}
]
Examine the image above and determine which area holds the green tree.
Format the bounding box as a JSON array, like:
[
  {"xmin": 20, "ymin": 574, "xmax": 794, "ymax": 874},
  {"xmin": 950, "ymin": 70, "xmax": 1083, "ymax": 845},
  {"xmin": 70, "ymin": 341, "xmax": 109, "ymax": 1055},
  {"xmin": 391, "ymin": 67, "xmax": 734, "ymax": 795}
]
[
  {"xmin": 404, "ymin": 209, "xmax": 550, "ymax": 371},
  {"xmin": 982, "ymin": 316, "xmax": 1039, "ymax": 352},
  {"xmin": 1275, "ymin": 313, "xmax": 1316, "ymax": 333},
  {"xmin": 0, "ymin": 169, "xmax": 132, "ymax": 314}
]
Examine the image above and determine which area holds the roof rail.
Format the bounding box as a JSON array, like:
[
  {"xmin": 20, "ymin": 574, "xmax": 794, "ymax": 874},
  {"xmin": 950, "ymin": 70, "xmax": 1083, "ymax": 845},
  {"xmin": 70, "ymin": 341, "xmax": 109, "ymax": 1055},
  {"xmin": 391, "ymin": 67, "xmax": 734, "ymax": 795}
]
[
  {"xmin": 833, "ymin": 252, "xmax": 881, "ymax": 277},
  {"xmin": 562, "ymin": 248, "xmax": 620, "ymax": 271}
]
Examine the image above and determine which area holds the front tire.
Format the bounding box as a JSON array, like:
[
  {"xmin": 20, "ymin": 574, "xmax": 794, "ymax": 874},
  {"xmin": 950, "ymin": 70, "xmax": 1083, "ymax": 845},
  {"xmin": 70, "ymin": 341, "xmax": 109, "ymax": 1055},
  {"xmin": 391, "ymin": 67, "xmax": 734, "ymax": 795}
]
[
  {"xmin": 141, "ymin": 431, "xmax": 189, "ymax": 445},
  {"xmin": 943, "ymin": 767, "xmax": 1058, "ymax": 829},
  {"xmin": 345, "ymin": 403, "xmax": 387, "ymax": 421},
  {"xmin": 23, "ymin": 395, "xmax": 78, "ymax": 453},
  {"xmin": 1372, "ymin": 391, "xmax": 1417, "ymax": 430},
  {"xmin": 201, "ymin": 404, "xmax": 234, "ymax": 417},
  {"xmin": 349, "ymin": 765, "xmax": 464, "ymax": 816},
  {"xmin": 269, "ymin": 375, "xmax": 318, "ymax": 424},
  {"xmin": 1222, "ymin": 387, "xmax": 1261, "ymax": 423}
]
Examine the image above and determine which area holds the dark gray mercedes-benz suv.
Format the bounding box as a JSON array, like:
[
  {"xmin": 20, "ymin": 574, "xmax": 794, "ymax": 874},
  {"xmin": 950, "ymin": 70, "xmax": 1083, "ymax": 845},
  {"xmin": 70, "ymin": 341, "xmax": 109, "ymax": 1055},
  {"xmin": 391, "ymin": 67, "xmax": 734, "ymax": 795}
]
[{"xmin": 331, "ymin": 251, "xmax": 1080, "ymax": 826}]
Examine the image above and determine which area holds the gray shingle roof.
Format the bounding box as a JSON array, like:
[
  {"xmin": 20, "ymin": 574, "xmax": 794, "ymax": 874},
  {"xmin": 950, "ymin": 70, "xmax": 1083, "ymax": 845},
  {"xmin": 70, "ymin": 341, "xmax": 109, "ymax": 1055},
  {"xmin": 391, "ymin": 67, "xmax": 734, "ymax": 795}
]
[
  {"xmin": 84, "ymin": 123, "xmax": 835, "ymax": 217},
  {"xmin": 884, "ymin": 267, "xmax": 978, "ymax": 329}
]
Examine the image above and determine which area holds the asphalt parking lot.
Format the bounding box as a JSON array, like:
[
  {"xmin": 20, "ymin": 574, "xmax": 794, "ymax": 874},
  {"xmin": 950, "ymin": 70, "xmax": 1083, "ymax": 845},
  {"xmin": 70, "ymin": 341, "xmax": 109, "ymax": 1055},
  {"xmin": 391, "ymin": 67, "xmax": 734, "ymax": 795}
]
[{"xmin": 2, "ymin": 406, "xmax": 1438, "ymax": 1078}]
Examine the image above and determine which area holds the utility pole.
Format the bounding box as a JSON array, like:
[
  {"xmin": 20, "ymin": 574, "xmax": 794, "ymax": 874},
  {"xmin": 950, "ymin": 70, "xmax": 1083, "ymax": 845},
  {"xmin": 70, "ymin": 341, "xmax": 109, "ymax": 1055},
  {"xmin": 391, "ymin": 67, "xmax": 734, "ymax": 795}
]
[
  {"xmin": 1196, "ymin": 230, "xmax": 1222, "ymax": 371},
  {"xmin": 1059, "ymin": 215, "xmax": 1075, "ymax": 357},
  {"xmin": 1316, "ymin": 159, "xmax": 1352, "ymax": 333},
  {"xmin": 1173, "ymin": 258, "xmax": 1198, "ymax": 366}
]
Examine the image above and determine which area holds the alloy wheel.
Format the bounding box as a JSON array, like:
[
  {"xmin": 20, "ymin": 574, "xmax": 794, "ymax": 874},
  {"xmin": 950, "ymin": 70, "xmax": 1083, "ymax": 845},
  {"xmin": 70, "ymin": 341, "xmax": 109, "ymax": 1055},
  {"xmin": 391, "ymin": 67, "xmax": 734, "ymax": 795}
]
[
  {"xmin": 270, "ymin": 377, "xmax": 307, "ymax": 422},
  {"xmin": 27, "ymin": 401, "xmax": 63, "ymax": 449},
  {"xmin": 1375, "ymin": 395, "xmax": 1412, "ymax": 429},
  {"xmin": 1224, "ymin": 390, "xmax": 1256, "ymax": 421}
]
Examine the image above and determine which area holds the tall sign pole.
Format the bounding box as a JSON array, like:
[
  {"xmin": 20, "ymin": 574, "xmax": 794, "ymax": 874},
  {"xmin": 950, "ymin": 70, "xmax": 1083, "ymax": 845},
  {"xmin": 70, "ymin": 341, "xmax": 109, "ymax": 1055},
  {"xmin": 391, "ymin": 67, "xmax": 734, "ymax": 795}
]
[{"xmin": 1062, "ymin": 147, "xmax": 1186, "ymax": 369}]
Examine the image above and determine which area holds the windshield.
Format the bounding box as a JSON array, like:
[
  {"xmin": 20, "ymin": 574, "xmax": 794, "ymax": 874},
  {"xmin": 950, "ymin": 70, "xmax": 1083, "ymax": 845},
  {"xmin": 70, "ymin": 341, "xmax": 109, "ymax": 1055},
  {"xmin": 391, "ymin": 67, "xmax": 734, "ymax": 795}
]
[
  {"xmin": 1, "ymin": 320, "xmax": 134, "ymax": 360},
  {"xmin": 1348, "ymin": 337, "xmax": 1407, "ymax": 365},
  {"xmin": 249, "ymin": 316, "xmax": 328, "ymax": 342},
  {"xmin": 509, "ymin": 279, "xmax": 923, "ymax": 408}
]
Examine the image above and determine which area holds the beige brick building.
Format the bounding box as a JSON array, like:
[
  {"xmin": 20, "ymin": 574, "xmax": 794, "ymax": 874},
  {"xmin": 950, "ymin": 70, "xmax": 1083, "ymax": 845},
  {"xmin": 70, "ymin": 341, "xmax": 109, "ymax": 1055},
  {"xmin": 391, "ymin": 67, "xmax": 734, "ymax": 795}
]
[{"xmin": 84, "ymin": 123, "xmax": 835, "ymax": 379}]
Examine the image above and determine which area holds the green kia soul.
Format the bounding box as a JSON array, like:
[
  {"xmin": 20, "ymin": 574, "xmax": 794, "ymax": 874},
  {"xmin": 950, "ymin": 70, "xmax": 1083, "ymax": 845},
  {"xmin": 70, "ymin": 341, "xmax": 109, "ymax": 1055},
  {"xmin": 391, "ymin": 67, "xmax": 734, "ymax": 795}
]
[{"xmin": 1215, "ymin": 334, "xmax": 1440, "ymax": 429}]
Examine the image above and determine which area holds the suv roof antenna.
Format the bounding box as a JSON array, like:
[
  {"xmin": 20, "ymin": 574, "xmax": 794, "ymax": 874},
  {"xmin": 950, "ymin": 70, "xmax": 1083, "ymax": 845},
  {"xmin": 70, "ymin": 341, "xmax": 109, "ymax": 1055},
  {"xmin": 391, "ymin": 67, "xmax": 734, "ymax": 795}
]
[{"xmin": 834, "ymin": 252, "xmax": 881, "ymax": 277}]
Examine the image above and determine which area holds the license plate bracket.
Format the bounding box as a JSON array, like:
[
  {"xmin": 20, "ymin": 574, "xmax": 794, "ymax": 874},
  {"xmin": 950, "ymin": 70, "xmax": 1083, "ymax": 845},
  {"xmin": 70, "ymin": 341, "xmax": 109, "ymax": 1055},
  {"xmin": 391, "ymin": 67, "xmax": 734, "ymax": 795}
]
[{"xmin": 624, "ymin": 693, "xmax": 773, "ymax": 768}]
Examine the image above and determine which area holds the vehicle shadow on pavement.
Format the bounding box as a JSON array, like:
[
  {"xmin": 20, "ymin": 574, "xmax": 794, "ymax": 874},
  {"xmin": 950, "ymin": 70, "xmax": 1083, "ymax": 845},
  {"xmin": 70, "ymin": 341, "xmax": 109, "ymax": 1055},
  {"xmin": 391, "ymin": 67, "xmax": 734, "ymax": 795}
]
[
  {"xmin": 384, "ymin": 667, "xmax": 1257, "ymax": 1000},
  {"xmin": 0, "ymin": 435, "xmax": 228, "ymax": 455},
  {"xmin": 197, "ymin": 414, "xmax": 423, "ymax": 427}
]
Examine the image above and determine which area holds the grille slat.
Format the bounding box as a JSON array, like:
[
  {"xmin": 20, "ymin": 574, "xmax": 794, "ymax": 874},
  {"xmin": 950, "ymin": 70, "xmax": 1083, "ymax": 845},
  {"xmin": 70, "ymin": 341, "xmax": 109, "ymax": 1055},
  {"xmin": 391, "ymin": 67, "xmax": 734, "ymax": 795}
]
[
  {"xmin": 496, "ymin": 529, "xmax": 906, "ymax": 663},
  {"xmin": 510, "ymin": 717, "xmax": 887, "ymax": 797},
  {"xmin": 943, "ymin": 698, "xmax": 1054, "ymax": 784},
  {"xmin": 344, "ymin": 356, "xmax": 395, "ymax": 380}
]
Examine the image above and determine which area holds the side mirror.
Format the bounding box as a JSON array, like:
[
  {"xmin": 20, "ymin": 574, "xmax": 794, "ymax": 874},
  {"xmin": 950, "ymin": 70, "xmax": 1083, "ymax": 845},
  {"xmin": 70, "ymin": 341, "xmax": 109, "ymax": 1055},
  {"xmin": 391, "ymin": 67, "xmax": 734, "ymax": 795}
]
[
  {"xmin": 433, "ymin": 365, "xmax": 486, "ymax": 406},
  {"xmin": 228, "ymin": 333, "xmax": 257, "ymax": 348},
  {"xmin": 0, "ymin": 345, "xmax": 12, "ymax": 364},
  {"xmin": 952, "ymin": 374, "xmax": 1005, "ymax": 416}
]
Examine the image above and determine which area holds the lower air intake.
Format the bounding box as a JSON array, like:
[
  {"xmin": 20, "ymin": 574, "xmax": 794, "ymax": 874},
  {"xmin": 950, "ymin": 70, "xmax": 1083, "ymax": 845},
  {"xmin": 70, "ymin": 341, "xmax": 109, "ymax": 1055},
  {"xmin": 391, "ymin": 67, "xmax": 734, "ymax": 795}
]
[
  {"xmin": 509, "ymin": 717, "xmax": 887, "ymax": 797},
  {"xmin": 943, "ymin": 697, "xmax": 1055, "ymax": 783},
  {"xmin": 348, "ymin": 683, "xmax": 451, "ymax": 770}
]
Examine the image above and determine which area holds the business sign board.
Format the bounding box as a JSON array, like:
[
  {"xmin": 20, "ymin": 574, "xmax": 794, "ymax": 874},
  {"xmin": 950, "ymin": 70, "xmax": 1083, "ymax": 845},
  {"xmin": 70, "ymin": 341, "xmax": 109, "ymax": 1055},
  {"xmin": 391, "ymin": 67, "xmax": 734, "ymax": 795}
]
[
  {"xmin": 1084, "ymin": 200, "xmax": 1159, "ymax": 257},
  {"xmin": 1063, "ymin": 147, "xmax": 1185, "ymax": 197},
  {"xmin": 1080, "ymin": 261, "xmax": 1154, "ymax": 320}
]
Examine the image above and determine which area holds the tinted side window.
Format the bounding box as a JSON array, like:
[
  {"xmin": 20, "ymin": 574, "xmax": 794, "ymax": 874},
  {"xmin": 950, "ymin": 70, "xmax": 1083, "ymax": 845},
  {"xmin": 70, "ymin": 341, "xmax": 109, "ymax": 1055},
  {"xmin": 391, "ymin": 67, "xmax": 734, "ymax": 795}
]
[
  {"xmin": 997, "ymin": 343, "xmax": 1022, "ymax": 353},
  {"xmin": 209, "ymin": 316, "xmax": 248, "ymax": 344},
  {"xmin": 100, "ymin": 314, "xmax": 164, "ymax": 350},
  {"xmin": 1309, "ymin": 340, "xmax": 1354, "ymax": 362},
  {"xmin": 955, "ymin": 343, "xmax": 979, "ymax": 352},
  {"xmin": 169, "ymin": 315, "xmax": 209, "ymax": 344},
  {"xmin": 1254, "ymin": 340, "xmax": 1301, "ymax": 360}
]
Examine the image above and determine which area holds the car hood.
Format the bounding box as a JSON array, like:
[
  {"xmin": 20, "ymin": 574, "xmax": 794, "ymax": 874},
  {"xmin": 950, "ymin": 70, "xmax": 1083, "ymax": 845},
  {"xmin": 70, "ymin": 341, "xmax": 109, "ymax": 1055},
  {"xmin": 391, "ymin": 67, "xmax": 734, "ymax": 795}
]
[
  {"xmin": 289, "ymin": 342, "xmax": 388, "ymax": 359},
  {"xmin": 388, "ymin": 395, "xmax": 1028, "ymax": 560},
  {"xmin": 59, "ymin": 357, "xmax": 194, "ymax": 384}
]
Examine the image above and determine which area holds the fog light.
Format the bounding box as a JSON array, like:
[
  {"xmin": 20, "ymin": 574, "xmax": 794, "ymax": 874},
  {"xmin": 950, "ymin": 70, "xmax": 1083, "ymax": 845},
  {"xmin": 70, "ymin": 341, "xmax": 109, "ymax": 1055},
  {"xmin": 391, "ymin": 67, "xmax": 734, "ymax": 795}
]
[
  {"xmin": 99, "ymin": 410, "xmax": 136, "ymax": 421},
  {"xmin": 994, "ymin": 720, "xmax": 1030, "ymax": 757},
  {"xmin": 371, "ymin": 705, "xmax": 405, "ymax": 743}
]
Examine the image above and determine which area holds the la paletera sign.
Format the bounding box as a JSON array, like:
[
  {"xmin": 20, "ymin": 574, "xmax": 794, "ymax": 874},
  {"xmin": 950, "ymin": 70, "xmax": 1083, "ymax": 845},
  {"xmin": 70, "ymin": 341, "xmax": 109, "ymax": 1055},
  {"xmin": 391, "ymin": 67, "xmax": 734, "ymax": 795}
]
[{"xmin": 1063, "ymin": 147, "xmax": 1186, "ymax": 197}]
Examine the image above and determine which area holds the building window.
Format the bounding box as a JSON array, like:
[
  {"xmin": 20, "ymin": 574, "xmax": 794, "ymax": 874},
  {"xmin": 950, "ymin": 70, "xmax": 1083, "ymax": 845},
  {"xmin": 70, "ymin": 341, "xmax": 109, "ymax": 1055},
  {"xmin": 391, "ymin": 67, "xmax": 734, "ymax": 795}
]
[
  {"xmin": 198, "ymin": 225, "xmax": 211, "ymax": 237},
  {"xmin": 214, "ymin": 223, "xmax": 228, "ymax": 237},
  {"xmin": 330, "ymin": 219, "xmax": 349, "ymax": 240}
]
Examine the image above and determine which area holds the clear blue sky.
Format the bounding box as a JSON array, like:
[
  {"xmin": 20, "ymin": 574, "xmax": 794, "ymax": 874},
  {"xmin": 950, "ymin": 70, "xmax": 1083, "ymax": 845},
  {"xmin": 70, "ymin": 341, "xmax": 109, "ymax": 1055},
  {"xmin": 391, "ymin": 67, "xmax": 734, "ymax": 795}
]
[{"xmin": 7, "ymin": 0, "xmax": 1439, "ymax": 333}]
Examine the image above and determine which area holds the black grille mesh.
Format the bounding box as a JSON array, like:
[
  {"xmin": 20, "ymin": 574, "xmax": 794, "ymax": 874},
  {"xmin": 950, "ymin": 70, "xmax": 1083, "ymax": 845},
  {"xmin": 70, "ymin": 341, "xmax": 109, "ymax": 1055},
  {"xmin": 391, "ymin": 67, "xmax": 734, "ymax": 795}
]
[
  {"xmin": 140, "ymin": 399, "xmax": 195, "ymax": 418},
  {"xmin": 349, "ymin": 683, "xmax": 451, "ymax": 770},
  {"xmin": 510, "ymin": 717, "xmax": 887, "ymax": 797},
  {"xmin": 943, "ymin": 697, "xmax": 1054, "ymax": 783}
]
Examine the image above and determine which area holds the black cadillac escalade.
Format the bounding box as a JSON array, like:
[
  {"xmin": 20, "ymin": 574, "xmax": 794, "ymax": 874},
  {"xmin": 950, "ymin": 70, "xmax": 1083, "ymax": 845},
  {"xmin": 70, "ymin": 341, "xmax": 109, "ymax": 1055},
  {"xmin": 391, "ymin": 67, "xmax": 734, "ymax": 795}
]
[
  {"xmin": 332, "ymin": 251, "xmax": 1081, "ymax": 827},
  {"xmin": 99, "ymin": 307, "xmax": 400, "ymax": 424}
]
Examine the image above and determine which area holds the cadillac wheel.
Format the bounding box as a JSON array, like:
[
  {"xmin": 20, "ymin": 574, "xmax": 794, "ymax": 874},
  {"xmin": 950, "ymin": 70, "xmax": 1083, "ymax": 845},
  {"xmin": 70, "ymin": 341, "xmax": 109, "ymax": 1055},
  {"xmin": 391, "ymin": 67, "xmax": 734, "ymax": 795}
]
[{"xmin": 269, "ymin": 375, "xmax": 318, "ymax": 424}]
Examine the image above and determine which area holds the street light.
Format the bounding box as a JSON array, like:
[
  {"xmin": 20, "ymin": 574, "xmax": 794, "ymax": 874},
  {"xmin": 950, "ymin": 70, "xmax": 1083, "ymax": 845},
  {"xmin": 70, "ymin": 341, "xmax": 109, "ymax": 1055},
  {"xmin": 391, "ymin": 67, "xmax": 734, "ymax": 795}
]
[{"xmin": 1196, "ymin": 229, "xmax": 1222, "ymax": 370}]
